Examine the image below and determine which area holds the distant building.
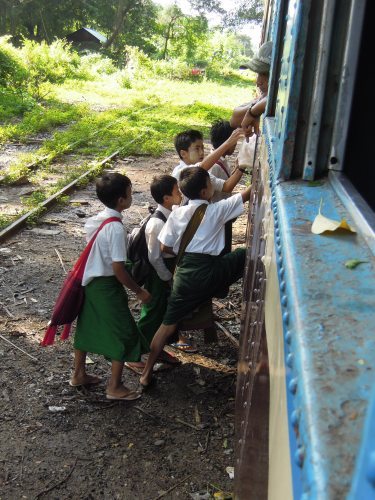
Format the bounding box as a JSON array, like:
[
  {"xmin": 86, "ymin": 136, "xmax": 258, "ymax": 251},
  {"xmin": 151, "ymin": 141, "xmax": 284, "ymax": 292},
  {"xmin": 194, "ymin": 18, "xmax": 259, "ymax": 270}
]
[{"xmin": 66, "ymin": 28, "xmax": 107, "ymax": 51}]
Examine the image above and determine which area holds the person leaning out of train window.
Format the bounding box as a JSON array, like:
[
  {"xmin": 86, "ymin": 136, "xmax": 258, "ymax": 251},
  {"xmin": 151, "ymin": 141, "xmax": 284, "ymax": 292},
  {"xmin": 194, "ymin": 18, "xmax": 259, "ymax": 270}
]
[{"xmin": 230, "ymin": 41, "xmax": 272, "ymax": 138}]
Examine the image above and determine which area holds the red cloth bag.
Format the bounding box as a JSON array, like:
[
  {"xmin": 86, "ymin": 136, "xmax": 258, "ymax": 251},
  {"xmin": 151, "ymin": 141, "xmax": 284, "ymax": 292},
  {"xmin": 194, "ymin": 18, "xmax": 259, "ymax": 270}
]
[{"xmin": 41, "ymin": 217, "xmax": 121, "ymax": 346}]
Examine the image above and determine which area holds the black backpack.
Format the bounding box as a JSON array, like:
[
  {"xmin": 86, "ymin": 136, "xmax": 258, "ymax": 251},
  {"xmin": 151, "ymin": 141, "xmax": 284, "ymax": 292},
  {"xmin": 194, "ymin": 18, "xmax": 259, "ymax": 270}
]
[{"xmin": 127, "ymin": 209, "xmax": 167, "ymax": 285}]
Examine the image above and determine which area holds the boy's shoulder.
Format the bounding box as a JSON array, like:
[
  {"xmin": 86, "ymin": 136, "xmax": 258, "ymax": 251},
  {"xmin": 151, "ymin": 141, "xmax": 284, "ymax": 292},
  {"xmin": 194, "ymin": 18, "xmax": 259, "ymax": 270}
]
[{"xmin": 172, "ymin": 161, "xmax": 201, "ymax": 179}]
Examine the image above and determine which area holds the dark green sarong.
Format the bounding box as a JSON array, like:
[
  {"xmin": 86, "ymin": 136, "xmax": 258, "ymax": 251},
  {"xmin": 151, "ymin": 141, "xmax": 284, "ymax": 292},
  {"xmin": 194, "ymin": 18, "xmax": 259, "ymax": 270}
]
[
  {"xmin": 137, "ymin": 269, "xmax": 171, "ymax": 344},
  {"xmin": 163, "ymin": 248, "xmax": 246, "ymax": 325},
  {"xmin": 74, "ymin": 276, "xmax": 148, "ymax": 362}
]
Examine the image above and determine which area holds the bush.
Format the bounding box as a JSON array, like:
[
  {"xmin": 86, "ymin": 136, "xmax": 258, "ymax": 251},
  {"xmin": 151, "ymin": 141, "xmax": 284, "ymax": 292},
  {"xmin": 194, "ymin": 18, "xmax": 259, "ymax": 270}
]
[
  {"xmin": 0, "ymin": 36, "xmax": 28, "ymax": 89},
  {"xmin": 21, "ymin": 39, "xmax": 80, "ymax": 95},
  {"xmin": 77, "ymin": 52, "xmax": 118, "ymax": 79},
  {"xmin": 151, "ymin": 59, "xmax": 191, "ymax": 80}
]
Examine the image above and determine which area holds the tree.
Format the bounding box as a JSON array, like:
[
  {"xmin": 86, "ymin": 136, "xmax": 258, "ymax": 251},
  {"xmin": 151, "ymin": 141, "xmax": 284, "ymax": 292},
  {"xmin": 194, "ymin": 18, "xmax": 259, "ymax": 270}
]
[{"xmin": 187, "ymin": 0, "xmax": 263, "ymax": 28}]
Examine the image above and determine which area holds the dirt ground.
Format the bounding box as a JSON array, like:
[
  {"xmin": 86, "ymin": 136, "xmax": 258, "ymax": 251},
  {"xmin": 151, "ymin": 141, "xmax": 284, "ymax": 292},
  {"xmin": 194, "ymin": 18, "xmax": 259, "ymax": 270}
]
[{"xmin": 0, "ymin": 151, "xmax": 248, "ymax": 499}]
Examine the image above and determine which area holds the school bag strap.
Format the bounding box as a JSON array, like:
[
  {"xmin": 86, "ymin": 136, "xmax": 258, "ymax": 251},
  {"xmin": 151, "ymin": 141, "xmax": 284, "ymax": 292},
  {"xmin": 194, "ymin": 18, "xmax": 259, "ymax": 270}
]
[
  {"xmin": 174, "ymin": 203, "xmax": 208, "ymax": 269},
  {"xmin": 41, "ymin": 216, "xmax": 122, "ymax": 346},
  {"xmin": 216, "ymin": 159, "xmax": 230, "ymax": 178}
]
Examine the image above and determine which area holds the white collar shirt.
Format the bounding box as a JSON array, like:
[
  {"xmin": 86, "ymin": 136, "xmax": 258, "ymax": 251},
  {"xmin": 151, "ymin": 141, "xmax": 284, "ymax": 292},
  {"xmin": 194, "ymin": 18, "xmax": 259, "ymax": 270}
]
[
  {"xmin": 145, "ymin": 204, "xmax": 173, "ymax": 282},
  {"xmin": 82, "ymin": 207, "xmax": 127, "ymax": 286},
  {"xmin": 158, "ymin": 193, "xmax": 244, "ymax": 256},
  {"xmin": 172, "ymin": 160, "xmax": 226, "ymax": 205}
]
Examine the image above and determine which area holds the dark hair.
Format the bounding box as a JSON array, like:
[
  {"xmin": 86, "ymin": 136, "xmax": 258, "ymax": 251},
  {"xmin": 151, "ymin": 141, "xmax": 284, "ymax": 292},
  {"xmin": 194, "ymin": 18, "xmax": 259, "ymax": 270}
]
[
  {"xmin": 96, "ymin": 173, "xmax": 131, "ymax": 209},
  {"xmin": 174, "ymin": 130, "xmax": 203, "ymax": 159},
  {"xmin": 179, "ymin": 167, "xmax": 209, "ymax": 200},
  {"xmin": 210, "ymin": 119, "xmax": 235, "ymax": 150},
  {"xmin": 150, "ymin": 175, "xmax": 177, "ymax": 204}
]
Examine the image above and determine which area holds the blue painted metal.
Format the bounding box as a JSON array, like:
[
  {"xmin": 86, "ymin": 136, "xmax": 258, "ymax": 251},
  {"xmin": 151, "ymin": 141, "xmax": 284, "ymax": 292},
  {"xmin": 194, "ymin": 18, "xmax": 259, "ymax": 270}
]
[
  {"xmin": 268, "ymin": 168, "xmax": 375, "ymax": 498},
  {"xmin": 271, "ymin": 0, "xmax": 311, "ymax": 181},
  {"xmin": 349, "ymin": 386, "xmax": 375, "ymax": 499}
]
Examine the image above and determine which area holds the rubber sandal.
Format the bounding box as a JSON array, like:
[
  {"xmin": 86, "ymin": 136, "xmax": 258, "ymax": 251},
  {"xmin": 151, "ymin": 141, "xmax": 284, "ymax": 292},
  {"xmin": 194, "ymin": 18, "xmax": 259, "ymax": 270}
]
[
  {"xmin": 170, "ymin": 342, "xmax": 198, "ymax": 354},
  {"xmin": 106, "ymin": 391, "xmax": 141, "ymax": 401},
  {"xmin": 124, "ymin": 362, "xmax": 145, "ymax": 375},
  {"xmin": 157, "ymin": 350, "xmax": 181, "ymax": 365},
  {"xmin": 69, "ymin": 376, "xmax": 102, "ymax": 387}
]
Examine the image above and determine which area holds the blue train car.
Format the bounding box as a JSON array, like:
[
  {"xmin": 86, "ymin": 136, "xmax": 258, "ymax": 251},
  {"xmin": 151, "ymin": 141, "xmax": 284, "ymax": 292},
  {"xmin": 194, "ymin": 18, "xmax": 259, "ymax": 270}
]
[{"xmin": 234, "ymin": 0, "xmax": 375, "ymax": 498}]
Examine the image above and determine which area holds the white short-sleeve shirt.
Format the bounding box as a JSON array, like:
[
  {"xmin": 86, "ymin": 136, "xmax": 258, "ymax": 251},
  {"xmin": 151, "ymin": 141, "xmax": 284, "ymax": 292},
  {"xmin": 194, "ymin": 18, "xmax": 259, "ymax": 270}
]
[
  {"xmin": 145, "ymin": 204, "xmax": 173, "ymax": 281},
  {"xmin": 158, "ymin": 193, "xmax": 244, "ymax": 256},
  {"xmin": 82, "ymin": 207, "xmax": 127, "ymax": 286},
  {"xmin": 172, "ymin": 160, "xmax": 225, "ymax": 203}
]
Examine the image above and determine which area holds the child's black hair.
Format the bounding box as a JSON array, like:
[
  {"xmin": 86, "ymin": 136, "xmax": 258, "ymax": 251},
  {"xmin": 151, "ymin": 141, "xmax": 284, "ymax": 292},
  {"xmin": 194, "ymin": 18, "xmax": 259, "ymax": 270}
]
[
  {"xmin": 179, "ymin": 167, "xmax": 209, "ymax": 200},
  {"xmin": 174, "ymin": 130, "xmax": 203, "ymax": 159},
  {"xmin": 96, "ymin": 173, "xmax": 131, "ymax": 209},
  {"xmin": 210, "ymin": 119, "xmax": 235, "ymax": 150},
  {"xmin": 150, "ymin": 174, "xmax": 177, "ymax": 204}
]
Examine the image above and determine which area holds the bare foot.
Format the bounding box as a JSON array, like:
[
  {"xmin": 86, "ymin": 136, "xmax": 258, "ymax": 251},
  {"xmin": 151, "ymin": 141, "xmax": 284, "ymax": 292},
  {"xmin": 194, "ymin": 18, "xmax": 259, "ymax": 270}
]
[
  {"xmin": 139, "ymin": 374, "xmax": 154, "ymax": 388},
  {"xmin": 69, "ymin": 374, "xmax": 102, "ymax": 387}
]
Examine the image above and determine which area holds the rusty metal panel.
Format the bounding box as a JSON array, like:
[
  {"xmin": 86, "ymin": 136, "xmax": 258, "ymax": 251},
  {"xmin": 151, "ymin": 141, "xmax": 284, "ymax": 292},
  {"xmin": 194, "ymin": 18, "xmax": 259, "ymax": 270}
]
[{"xmin": 234, "ymin": 140, "xmax": 270, "ymax": 499}]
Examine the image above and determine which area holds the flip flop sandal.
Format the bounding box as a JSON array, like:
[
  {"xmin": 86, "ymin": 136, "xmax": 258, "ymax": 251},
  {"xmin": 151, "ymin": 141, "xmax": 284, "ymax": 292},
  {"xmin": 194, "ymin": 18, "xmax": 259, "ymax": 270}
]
[
  {"xmin": 170, "ymin": 343, "xmax": 198, "ymax": 354},
  {"xmin": 106, "ymin": 391, "xmax": 141, "ymax": 401},
  {"xmin": 124, "ymin": 362, "xmax": 145, "ymax": 375},
  {"xmin": 157, "ymin": 350, "xmax": 181, "ymax": 365},
  {"xmin": 69, "ymin": 376, "xmax": 102, "ymax": 387}
]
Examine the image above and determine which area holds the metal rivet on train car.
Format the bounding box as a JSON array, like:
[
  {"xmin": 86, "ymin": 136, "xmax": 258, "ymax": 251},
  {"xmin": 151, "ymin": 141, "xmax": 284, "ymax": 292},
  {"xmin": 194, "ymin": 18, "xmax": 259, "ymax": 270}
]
[
  {"xmin": 281, "ymin": 106, "xmax": 285, "ymax": 113},
  {"xmin": 276, "ymin": 235, "xmax": 281, "ymax": 244},
  {"xmin": 366, "ymin": 451, "xmax": 375, "ymax": 487},
  {"xmin": 285, "ymin": 330, "xmax": 292, "ymax": 344},
  {"xmin": 275, "ymin": 228, "xmax": 280, "ymax": 237},
  {"xmin": 295, "ymin": 447, "xmax": 305, "ymax": 468},
  {"xmin": 279, "ymin": 267, "xmax": 285, "ymax": 278},
  {"xmin": 283, "ymin": 311, "xmax": 289, "ymax": 325},
  {"xmin": 278, "ymin": 255, "xmax": 283, "ymax": 265},
  {"xmin": 280, "ymin": 280, "xmax": 286, "ymax": 291},
  {"xmin": 281, "ymin": 295, "xmax": 288, "ymax": 307},
  {"xmin": 286, "ymin": 353, "xmax": 293, "ymax": 368},
  {"xmin": 289, "ymin": 378, "xmax": 297, "ymax": 395},
  {"xmin": 277, "ymin": 244, "xmax": 282, "ymax": 255},
  {"xmin": 291, "ymin": 409, "xmax": 299, "ymax": 426}
]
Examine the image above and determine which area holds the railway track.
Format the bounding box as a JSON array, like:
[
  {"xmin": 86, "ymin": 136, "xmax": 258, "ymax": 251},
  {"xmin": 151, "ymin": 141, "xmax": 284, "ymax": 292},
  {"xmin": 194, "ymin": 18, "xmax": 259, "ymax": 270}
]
[
  {"xmin": 0, "ymin": 150, "xmax": 119, "ymax": 243},
  {"xmin": 0, "ymin": 103, "xmax": 160, "ymax": 242}
]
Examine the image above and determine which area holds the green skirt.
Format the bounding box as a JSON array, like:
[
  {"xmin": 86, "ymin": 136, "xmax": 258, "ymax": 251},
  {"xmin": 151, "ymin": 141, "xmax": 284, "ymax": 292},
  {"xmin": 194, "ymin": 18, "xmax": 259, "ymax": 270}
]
[
  {"xmin": 74, "ymin": 276, "xmax": 149, "ymax": 362},
  {"xmin": 163, "ymin": 248, "xmax": 246, "ymax": 325},
  {"xmin": 137, "ymin": 269, "xmax": 171, "ymax": 344}
]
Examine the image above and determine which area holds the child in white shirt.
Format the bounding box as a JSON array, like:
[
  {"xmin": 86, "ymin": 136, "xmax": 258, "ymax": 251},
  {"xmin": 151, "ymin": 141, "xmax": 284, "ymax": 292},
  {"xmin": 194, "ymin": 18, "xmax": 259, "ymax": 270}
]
[
  {"xmin": 71, "ymin": 173, "xmax": 151, "ymax": 401},
  {"xmin": 140, "ymin": 167, "xmax": 251, "ymax": 388}
]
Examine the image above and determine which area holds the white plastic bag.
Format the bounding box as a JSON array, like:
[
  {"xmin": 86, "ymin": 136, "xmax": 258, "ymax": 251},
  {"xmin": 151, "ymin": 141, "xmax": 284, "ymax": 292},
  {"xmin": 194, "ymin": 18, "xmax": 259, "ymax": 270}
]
[{"xmin": 237, "ymin": 139, "xmax": 254, "ymax": 169}]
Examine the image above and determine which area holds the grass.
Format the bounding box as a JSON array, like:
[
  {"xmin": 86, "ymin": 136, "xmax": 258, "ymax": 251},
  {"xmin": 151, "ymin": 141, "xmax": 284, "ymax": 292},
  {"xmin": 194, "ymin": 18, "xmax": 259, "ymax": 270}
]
[{"xmin": 0, "ymin": 72, "xmax": 255, "ymax": 229}]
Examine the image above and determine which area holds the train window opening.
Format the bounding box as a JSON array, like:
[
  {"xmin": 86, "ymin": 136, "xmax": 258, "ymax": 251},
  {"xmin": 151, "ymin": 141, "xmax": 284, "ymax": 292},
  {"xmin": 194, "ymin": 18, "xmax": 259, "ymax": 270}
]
[
  {"xmin": 265, "ymin": 0, "xmax": 288, "ymax": 118},
  {"xmin": 341, "ymin": 0, "xmax": 374, "ymax": 212}
]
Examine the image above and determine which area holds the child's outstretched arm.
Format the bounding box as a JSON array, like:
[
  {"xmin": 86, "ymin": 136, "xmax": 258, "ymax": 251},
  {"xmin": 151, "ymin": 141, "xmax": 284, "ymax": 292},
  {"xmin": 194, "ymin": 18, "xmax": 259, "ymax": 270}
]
[
  {"xmin": 160, "ymin": 244, "xmax": 175, "ymax": 255},
  {"xmin": 222, "ymin": 162, "xmax": 249, "ymax": 193},
  {"xmin": 200, "ymin": 128, "xmax": 243, "ymax": 171},
  {"xmin": 112, "ymin": 262, "xmax": 151, "ymax": 304},
  {"xmin": 241, "ymin": 185, "xmax": 252, "ymax": 203}
]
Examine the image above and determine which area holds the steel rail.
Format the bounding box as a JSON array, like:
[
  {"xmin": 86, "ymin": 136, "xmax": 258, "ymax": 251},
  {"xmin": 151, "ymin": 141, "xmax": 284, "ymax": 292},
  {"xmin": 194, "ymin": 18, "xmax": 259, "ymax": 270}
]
[
  {"xmin": 0, "ymin": 150, "xmax": 119, "ymax": 243},
  {"xmin": 0, "ymin": 102, "xmax": 157, "ymax": 184}
]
